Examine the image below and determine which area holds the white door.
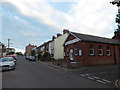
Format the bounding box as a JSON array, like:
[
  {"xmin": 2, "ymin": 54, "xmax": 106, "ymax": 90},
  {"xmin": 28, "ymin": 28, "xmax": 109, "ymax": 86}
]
[{"xmin": 69, "ymin": 49, "xmax": 74, "ymax": 60}]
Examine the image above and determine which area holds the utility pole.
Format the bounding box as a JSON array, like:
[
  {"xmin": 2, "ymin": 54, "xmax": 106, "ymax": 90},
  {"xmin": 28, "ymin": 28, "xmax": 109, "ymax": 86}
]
[{"xmin": 7, "ymin": 38, "xmax": 10, "ymax": 54}]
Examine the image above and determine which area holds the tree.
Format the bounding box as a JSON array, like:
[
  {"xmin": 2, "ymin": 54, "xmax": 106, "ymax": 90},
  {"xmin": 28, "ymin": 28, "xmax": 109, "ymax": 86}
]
[{"xmin": 110, "ymin": 0, "xmax": 120, "ymax": 35}]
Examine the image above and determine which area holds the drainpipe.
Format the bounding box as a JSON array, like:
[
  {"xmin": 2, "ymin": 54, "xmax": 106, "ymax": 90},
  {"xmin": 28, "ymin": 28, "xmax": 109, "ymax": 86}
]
[{"xmin": 113, "ymin": 45, "xmax": 117, "ymax": 65}]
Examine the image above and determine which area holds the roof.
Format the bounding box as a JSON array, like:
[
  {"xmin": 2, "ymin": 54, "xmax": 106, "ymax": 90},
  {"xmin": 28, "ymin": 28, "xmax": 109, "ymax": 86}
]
[
  {"xmin": 37, "ymin": 40, "xmax": 52, "ymax": 48},
  {"xmin": 71, "ymin": 32, "xmax": 120, "ymax": 45}
]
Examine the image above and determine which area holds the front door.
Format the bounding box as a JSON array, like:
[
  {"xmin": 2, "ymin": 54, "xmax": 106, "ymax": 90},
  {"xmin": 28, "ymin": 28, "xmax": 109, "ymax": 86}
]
[{"xmin": 69, "ymin": 49, "xmax": 74, "ymax": 60}]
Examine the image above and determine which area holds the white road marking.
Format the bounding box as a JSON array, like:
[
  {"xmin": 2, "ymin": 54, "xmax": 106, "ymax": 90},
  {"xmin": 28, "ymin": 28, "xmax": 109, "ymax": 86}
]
[
  {"xmin": 85, "ymin": 74, "xmax": 90, "ymax": 76},
  {"xmin": 102, "ymin": 79, "xmax": 111, "ymax": 83},
  {"xmin": 87, "ymin": 77, "xmax": 94, "ymax": 80},
  {"xmin": 96, "ymin": 80, "xmax": 106, "ymax": 84},
  {"xmin": 80, "ymin": 74, "xmax": 85, "ymax": 77},
  {"xmin": 92, "ymin": 76, "xmax": 100, "ymax": 79}
]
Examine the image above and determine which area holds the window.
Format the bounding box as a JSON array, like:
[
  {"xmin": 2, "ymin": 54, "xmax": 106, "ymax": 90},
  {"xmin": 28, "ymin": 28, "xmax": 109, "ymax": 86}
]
[
  {"xmin": 98, "ymin": 45, "xmax": 103, "ymax": 56},
  {"xmin": 79, "ymin": 49, "xmax": 82, "ymax": 56},
  {"xmin": 74, "ymin": 43, "xmax": 78, "ymax": 55},
  {"xmin": 106, "ymin": 46, "xmax": 111, "ymax": 56},
  {"xmin": 89, "ymin": 45, "xmax": 94, "ymax": 56},
  {"xmin": 65, "ymin": 46, "xmax": 69, "ymax": 56}
]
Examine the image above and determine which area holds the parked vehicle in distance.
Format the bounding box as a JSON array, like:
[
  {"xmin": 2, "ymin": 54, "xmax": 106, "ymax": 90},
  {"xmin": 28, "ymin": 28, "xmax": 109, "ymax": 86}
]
[
  {"xmin": 0, "ymin": 57, "xmax": 16, "ymax": 71},
  {"xmin": 29, "ymin": 56, "xmax": 36, "ymax": 61},
  {"xmin": 25, "ymin": 54, "xmax": 36, "ymax": 61},
  {"xmin": 5, "ymin": 55, "xmax": 17, "ymax": 64}
]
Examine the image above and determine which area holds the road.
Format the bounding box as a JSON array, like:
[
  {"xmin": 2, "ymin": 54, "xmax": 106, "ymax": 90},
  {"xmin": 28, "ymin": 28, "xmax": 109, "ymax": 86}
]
[
  {"xmin": 69, "ymin": 65, "xmax": 119, "ymax": 88},
  {"xmin": 2, "ymin": 55, "xmax": 117, "ymax": 88}
]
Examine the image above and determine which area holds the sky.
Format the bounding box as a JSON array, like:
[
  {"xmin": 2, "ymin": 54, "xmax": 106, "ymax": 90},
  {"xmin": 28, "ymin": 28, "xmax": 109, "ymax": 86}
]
[{"xmin": 0, "ymin": 0, "xmax": 118, "ymax": 54}]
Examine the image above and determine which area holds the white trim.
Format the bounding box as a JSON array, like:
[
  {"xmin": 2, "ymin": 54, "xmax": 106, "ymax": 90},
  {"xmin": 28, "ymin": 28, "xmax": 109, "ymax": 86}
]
[
  {"xmin": 90, "ymin": 48, "xmax": 94, "ymax": 56},
  {"xmin": 79, "ymin": 49, "xmax": 82, "ymax": 56},
  {"xmin": 65, "ymin": 38, "xmax": 80, "ymax": 45},
  {"xmin": 71, "ymin": 33, "xmax": 81, "ymax": 41},
  {"xmin": 98, "ymin": 48, "xmax": 103, "ymax": 56}
]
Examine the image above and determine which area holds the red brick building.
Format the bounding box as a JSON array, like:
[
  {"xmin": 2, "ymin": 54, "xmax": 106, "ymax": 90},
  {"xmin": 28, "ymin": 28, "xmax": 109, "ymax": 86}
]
[
  {"xmin": 64, "ymin": 32, "xmax": 120, "ymax": 67},
  {"xmin": 25, "ymin": 44, "xmax": 36, "ymax": 56}
]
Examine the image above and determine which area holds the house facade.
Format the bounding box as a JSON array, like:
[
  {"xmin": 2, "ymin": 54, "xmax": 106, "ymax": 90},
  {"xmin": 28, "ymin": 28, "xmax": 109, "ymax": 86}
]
[
  {"xmin": 54, "ymin": 29, "xmax": 69, "ymax": 60},
  {"xmin": 64, "ymin": 32, "xmax": 120, "ymax": 66},
  {"xmin": 7, "ymin": 48, "xmax": 15, "ymax": 53},
  {"xmin": 25, "ymin": 44, "xmax": 36, "ymax": 56}
]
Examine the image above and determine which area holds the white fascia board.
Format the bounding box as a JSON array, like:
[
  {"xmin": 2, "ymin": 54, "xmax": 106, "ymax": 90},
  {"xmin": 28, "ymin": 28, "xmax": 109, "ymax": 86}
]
[{"xmin": 65, "ymin": 38, "xmax": 81, "ymax": 45}]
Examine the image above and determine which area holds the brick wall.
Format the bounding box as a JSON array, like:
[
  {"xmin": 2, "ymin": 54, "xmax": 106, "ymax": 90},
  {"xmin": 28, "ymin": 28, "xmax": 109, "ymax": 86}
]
[{"xmin": 64, "ymin": 41, "xmax": 120, "ymax": 66}]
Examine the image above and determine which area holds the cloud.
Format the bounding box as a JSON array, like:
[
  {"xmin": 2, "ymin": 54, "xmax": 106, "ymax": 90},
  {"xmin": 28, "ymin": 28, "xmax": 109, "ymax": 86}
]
[
  {"xmin": 66, "ymin": 0, "xmax": 118, "ymax": 37},
  {"xmin": 11, "ymin": 47, "xmax": 25, "ymax": 54},
  {"xmin": 1, "ymin": 0, "xmax": 118, "ymax": 51}
]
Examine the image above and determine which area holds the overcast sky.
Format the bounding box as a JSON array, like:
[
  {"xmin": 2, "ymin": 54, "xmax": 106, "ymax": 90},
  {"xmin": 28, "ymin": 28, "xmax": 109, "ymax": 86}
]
[{"xmin": 1, "ymin": 0, "xmax": 118, "ymax": 53}]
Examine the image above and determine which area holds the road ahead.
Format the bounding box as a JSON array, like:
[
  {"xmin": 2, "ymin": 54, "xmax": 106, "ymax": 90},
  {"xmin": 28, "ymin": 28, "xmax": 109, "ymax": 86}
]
[{"xmin": 2, "ymin": 56, "xmax": 116, "ymax": 88}]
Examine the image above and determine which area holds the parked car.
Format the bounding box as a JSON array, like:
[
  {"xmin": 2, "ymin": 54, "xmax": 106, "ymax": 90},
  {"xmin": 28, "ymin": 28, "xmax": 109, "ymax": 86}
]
[
  {"xmin": 25, "ymin": 55, "xmax": 35, "ymax": 61},
  {"xmin": 5, "ymin": 55, "xmax": 17, "ymax": 64},
  {"xmin": 0, "ymin": 57, "xmax": 16, "ymax": 71},
  {"xmin": 25, "ymin": 54, "xmax": 29, "ymax": 59},
  {"xmin": 29, "ymin": 56, "xmax": 36, "ymax": 61}
]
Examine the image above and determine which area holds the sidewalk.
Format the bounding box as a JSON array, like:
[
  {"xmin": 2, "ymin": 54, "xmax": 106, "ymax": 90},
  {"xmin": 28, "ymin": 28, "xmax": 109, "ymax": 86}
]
[
  {"xmin": 38, "ymin": 60, "xmax": 119, "ymax": 71},
  {"xmin": 39, "ymin": 61, "xmax": 70, "ymax": 71}
]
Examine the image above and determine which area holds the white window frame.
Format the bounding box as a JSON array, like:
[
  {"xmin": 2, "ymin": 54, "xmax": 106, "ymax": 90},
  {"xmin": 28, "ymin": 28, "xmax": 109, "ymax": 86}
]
[
  {"xmin": 74, "ymin": 44, "xmax": 78, "ymax": 56},
  {"xmin": 98, "ymin": 46, "xmax": 103, "ymax": 56},
  {"xmin": 107, "ymin": 46, "xmax": 111, "ymax": 56},
  {"xmin": 90, "ymin": 45, "xmax": 94, "ymax": 56},
  {"xmin": 79, "ymin": 49, "xmax": 82, "ymax": 56}
]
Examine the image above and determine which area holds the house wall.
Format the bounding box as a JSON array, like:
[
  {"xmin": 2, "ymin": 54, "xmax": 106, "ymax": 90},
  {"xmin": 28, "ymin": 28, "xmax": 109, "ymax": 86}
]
[
  {"xmin": 49, "ymin": 41, "xmax": 54, "ymax": 56},
  {"xmin": 54, "ymin": 33, "xmax": 69, "ymax": 59},
  {"xmin": 64, "ymin": 35, "xmax": 120, "ymax": 66},
  {"xmin": 25, "ymin": 44, "xmax": 35, "ymax": 55}
]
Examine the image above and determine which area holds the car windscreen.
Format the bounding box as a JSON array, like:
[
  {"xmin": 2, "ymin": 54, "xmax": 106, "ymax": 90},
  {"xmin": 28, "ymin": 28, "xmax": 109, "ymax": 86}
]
[{"xmin": 0, "ymin": 57, "xmax": 13, "ymax": 62}]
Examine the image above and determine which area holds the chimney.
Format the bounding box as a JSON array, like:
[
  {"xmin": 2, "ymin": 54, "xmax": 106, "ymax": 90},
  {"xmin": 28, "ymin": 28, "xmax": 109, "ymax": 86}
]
[
  {"xmin": 112, "ymin": 31, "xmax": 120, "ymax": 39},
  {"xmin": 52, "ymin": 36, "xmax": 56, "ymax": 40},
  {"xmin": 57, "ymin": 33, "xmax": 62, "ymax": 37},
  {"xmin": 63, "ymin": 29, "xmax": 69, "ymax": 34}
]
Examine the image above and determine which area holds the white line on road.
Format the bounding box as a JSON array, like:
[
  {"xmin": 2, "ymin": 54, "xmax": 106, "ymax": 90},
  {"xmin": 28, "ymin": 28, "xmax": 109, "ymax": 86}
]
[
  {"xmin": 92, "ymin": 76, "xmax": 100, "ymax": 79},
  {"xmin": 87, "ymin": 77, "xmax": 94, "ymax": 80},
  {"xmin": 85, "ymin": 74, "xmax": 90, "ymax": 76},
  {"xmin": 96, "ymin": 80, "xmax": 106, "ymax": 84},
  {"xmin": 80, "ymin": 74, "xmax": 86, "ymax": 77},
  {"xmin": 102, "ymin": 79, "xmax": 111, "ymax": 83}
]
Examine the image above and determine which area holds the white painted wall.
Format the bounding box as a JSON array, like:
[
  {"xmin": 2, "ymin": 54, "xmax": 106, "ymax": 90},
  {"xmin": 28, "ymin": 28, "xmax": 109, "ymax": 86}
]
[{"xmin": 54, "ymin": 33, "xmax": 69, "ymax": 59}]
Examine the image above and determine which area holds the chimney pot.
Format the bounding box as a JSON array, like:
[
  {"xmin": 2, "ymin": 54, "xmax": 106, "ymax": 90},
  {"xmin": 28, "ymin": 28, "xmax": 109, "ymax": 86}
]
[{"xmin": 63, "ymin": 29, "xmax": 69, "ymax": 34}]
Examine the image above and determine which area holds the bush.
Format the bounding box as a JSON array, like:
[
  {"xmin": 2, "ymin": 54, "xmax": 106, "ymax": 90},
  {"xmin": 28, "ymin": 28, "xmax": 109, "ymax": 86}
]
[{"xmin": 41, "ymin": 52, "xmax": 52, "ymax": 61}]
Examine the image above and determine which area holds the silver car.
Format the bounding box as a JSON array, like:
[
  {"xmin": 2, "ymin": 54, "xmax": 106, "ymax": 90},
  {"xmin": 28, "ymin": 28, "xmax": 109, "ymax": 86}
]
[{"xmin": 0, "ymin": 57, "xmax": 16, "ymax": 71}]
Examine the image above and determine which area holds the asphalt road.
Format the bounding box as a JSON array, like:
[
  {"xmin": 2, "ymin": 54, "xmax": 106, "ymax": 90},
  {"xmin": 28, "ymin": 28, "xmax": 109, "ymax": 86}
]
[
  {"xmin": 2, "ymin": 55, "xmax": 117, "ymax": 88},
  {"xmin": 69, "ymin": 64, "xmax": 119, "ymax": 88}
]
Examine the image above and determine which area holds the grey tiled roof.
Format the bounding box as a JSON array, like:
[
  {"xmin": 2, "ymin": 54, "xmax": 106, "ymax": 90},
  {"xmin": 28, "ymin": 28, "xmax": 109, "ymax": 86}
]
[{"xmin": 71, "ymin": 32, "xmax": 120, "ymax": 45}]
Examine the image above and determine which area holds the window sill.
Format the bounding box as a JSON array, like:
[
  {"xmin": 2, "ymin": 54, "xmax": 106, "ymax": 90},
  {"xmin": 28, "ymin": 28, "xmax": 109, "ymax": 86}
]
[
  {"xmin": 98, "ymin": 54, "xmax": 104, "ymax": 56},
  {"xmin": 106, "ymin": 55, "xmax": 111, "ymax": 56},
  {"xmin": 89, "ymin": 54, "xmax": 95, "ymax": 56}
]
